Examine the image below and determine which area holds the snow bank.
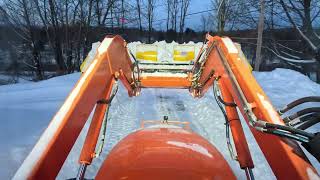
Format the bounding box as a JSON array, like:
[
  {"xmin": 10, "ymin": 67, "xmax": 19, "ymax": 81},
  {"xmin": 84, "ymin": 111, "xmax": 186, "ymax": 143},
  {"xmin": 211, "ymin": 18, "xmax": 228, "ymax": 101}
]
[
  {"xmin": 0, "ymin": 65, "xmax": 319, "ymax": 180},
  {"xmin": 254, "ymin": 68, "xmax": 320, "ymax": 109},
  {"xmin": 0, "ymin": 73, "xmax": 80, "ymax": 179}
]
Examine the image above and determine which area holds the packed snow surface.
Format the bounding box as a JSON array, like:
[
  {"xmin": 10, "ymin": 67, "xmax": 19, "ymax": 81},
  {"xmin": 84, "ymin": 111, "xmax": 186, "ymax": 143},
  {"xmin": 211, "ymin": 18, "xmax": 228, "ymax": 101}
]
[{"xmin": 1, "ymin": 68, "xmax": 319, "ymax": 179}]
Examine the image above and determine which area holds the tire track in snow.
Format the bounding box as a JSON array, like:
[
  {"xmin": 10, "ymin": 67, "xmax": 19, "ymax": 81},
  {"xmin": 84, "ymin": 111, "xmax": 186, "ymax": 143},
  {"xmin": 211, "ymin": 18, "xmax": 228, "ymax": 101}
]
[{"xmin": 156, "ymin": 90, "xmax": 180, "ymax": 121}]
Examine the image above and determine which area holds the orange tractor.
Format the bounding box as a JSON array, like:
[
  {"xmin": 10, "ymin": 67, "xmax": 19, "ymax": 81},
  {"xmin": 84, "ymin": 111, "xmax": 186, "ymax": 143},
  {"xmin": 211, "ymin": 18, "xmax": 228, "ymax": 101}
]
[{"xmin": 14, "ymin": 34, "xmax": 320, "ymax": 180}]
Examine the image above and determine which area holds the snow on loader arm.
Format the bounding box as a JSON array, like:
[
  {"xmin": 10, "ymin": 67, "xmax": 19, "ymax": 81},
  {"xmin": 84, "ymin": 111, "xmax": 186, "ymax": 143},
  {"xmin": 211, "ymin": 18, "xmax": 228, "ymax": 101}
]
[
  {"xmin": 14, "ymin": 34, "xmax": 319, "ymax": 180},
  {"xmin": 80, "ymin": 41, "xmax": 101, "ymax": 73}
]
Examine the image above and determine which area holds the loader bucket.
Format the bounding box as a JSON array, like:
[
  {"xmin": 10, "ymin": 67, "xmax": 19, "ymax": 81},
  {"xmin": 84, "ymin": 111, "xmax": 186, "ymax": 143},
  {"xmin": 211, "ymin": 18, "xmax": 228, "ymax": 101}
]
[
  {"xmin": 173, "ymin": 44, "xmax": 195, "ymax": 62},
  {"xmin": 136, "ymin": 44, "xmax": 158, "ymax": 62}
]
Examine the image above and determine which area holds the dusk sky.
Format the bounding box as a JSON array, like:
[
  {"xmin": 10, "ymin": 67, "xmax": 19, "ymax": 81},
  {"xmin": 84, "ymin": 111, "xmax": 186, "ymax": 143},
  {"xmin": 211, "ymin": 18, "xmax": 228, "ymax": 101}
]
[
  {"xmin": 155, "ymin": 0, "xmax": 212, "ymax": 31},
  {"xmin": 127, "ymin": 0, "xmax": 213, "ymax": 31}
]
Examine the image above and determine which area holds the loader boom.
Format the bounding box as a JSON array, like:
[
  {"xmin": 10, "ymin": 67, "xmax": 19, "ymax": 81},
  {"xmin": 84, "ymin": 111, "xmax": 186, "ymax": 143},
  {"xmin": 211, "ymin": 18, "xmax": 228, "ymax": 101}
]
[{"xmin": 14, "ymin": 35, "xmax": 319, "ymax": 180}]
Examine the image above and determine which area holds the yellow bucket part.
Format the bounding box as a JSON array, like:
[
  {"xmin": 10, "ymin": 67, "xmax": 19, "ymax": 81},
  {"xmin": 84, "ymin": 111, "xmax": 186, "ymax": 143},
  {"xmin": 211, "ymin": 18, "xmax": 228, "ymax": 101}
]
[
  {"xmin": 173, "ymin": 45, "xmax": 195, "ymax": 62},
  {"xmin": 80, "ymin": 57, "xmax": 88, "ymax": 73},
  {"xmin": 136, "ymin": 44, "xmax": 158, "ymax": 62},
  {"xmin": 136, "ymin": 51, "xmax": 158, "ymax": 61},
  {"xmin": 173, "ymin": 50, "xmax": 195, "ymax": 61}
]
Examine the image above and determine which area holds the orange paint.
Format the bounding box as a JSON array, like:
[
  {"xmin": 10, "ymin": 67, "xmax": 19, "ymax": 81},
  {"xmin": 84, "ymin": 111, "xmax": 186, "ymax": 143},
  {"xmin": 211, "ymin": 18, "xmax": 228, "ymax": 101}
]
[
  {"xmin": 140, "ymin": 76, "xmax": 191, "ymax": 88},
  {"xmin": 79, "ymin": 78, "xmax": 115, "ymax": 165},
  {"xmin": 96, "ymin": 127, "xmax": 236, "ymax": 180},
  {"xmin": 219, "ymin": 80, "xmax": 254, "ymax": 169}
]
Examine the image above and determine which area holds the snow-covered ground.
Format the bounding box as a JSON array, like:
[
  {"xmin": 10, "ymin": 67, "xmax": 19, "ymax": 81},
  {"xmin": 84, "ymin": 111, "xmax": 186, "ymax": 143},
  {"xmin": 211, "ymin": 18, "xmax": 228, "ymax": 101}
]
[
  {"xmin": 0, "ymin": 74, "xmax": 31, "ymax": 85},
  {"xmin": 1, "ymin": 68, "xmax": 319, "ymax": 179}
]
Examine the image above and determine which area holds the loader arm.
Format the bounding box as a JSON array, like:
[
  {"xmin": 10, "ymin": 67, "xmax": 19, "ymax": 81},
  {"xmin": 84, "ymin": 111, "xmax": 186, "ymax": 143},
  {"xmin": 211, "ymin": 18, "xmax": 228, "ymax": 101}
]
[
  {"xmin": 14, "ymin": 35, "xmax": 139, "ymax": 179},
  {"xmin": 190, "ymin": 34, "xmax": 319, "ymax": 179},
  {"xmin": 14, "ymin": 34, "xmax": 319, "ymax": 180}
]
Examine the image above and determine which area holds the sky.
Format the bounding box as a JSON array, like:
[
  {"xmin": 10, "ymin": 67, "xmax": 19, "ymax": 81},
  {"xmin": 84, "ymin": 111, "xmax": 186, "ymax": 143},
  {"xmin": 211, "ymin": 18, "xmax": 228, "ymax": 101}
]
[
  {"xmin": 154, "ymin": 0, "xmax": 212, "ymax": 31},
  {"xmin": 125, "ymin": 0, "xmax": 213, "ymax": 31}
]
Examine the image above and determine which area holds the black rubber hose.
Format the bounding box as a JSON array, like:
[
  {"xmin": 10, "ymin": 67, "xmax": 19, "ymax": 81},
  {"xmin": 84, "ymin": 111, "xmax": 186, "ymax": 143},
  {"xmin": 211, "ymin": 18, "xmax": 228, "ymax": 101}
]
[
  {"xmin": 96, "ymin": 82, "xmax": 119, "ymax": 104},
  {"xmin": 265, "ymin": 123, "xmax": 315, "ymax": 139},
  {"xmin": 264, "ymin": 129, "xmax": 309, "ymax": 143},
  {"xmin": 278, "ymin": 96, "xmax": 320, "ymax": 114},
  {"xmin": 213, "ymin": 81, "xmax": 237, "ymax": 107},
  {"xmin": 283, "ymin": 107, "xmax": 320, "ymax": 122},
  {"xmin": 297, "ymin": 117, "xmax": 320, "ymax": 130},
  {"xmin": 217, "ymin": 94, "xmax": 237, "ymax": 107},
  {"xmin": 213, "ymin": 83, "xmax": 237, "ymax": 160},
  {"xmin": 300, "ymin": 112, "xmax": 320, "ymax": 122}
]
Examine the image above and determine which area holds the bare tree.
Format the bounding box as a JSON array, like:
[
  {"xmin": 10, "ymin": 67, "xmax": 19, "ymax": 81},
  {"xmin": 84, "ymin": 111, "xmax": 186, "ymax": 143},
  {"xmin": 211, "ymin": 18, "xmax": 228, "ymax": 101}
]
[
  {"xmin": 201, "ymin": 14, "xmax": 208, "ymax": 32},
  {"xmin": 166, "ymin": 0, "xmax": 172, "ymax": 31},
  {"xmin": 277, "ymin": 0, "xmax": 320, "ymax": 81},
  {"xmin": 84, "ymin": 0, "xmax": 94, "ymax": 57},
  {"xmin": 136, "ymin": 0, "xmax": 143, "ymax": 32},
  {"xmin": 170, "ymin": 0, "xmax": 179, "ymax": 32},
  {"xmin": 179, "ymin": 0, "xmax": 191, "ymax": 41},
  {"xmin": 48, "ymin": 0, "xmax": 67, "ymax": 72},
  {"xmin": 101, "ymin": 0, "xmax": 117, "ymax": 26},
  {"xmin": 1, "ymin": 0, "xmax": 44, "ymax": 80},
  {"xmin": 212, "ymin": 0, "xmax": 255, "ymax": 32},
  {"xmin": 121, "ymin": 0, "xmax": 125, "ymax": 31},
  {"xmin": 279, "ymin": 0, "xmax": 320, "ymax": 54},
  {"xmin": 254, "ymin": 0, "xmax": 265, "ymax": 71},
  {"xmin": 146, "ymin": 0, "xmax": 155, "ymax": 43}
]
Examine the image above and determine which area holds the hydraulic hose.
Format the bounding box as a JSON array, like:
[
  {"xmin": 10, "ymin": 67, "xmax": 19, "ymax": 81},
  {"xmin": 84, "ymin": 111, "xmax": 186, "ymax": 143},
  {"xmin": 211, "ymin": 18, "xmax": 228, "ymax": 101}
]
[
  {"xmin": 213, "ymin": 80, "xmax": 237, "ymax": 107},
  {"xmin": 95, "ymin": 81, "xmax": 119, "ymax": 157},
  {"xmin": 264, "ymin": 129, "xmax": 309, "ymax": 143},
  {"xmin": 300, "ymin": 112, "xmax": 320, "ymax": 122},
  {"xmin": 278, "ymin": 96, "xmax": 320, "ymax": 114},
  {"xmin": 286, "ymin": 112, "xmax": 320, "ymax": 126},
  {"xmin": 213, "ymin": 83, "xmax": 237, "ymax": 160},
  {"xmin": 297, "ymin": 117, "xmax": 320, "ymax": 130},
  {"xmin": 283, "ymin": 107, "xmax": 320, "ymax": 122},
  {"xmin": 216, "ymin": 92, "xmax": 237, "ymax": 107},
  {"xmin": 265, "ymin": 123, "xmax": 315, "ymax": 139}
]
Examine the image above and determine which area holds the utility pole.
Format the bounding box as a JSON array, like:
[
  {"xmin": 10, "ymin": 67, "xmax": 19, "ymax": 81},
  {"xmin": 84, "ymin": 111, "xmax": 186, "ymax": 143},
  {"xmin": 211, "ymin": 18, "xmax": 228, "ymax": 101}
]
[{"xmin": 254, "ymin": 0, "xmax": 265, "ymax": 71}]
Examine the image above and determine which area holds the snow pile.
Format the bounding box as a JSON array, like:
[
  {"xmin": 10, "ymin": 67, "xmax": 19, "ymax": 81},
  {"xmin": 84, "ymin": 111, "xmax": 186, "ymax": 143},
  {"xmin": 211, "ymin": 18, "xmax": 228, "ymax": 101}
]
[
  {"xmin": 0, "ymin": 73, "xmax": 80, "ymax": 179},
  {"xmin": 254, "ymin": 68, "xmax": 320, "ymax": 109}
]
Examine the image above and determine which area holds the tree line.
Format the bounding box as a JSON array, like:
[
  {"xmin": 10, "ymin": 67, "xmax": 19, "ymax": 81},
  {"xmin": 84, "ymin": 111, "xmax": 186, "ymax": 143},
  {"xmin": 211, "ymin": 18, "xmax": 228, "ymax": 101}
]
[{"xmin": 210, "ymin": 0, "xmax": 320, "ymax": 81}]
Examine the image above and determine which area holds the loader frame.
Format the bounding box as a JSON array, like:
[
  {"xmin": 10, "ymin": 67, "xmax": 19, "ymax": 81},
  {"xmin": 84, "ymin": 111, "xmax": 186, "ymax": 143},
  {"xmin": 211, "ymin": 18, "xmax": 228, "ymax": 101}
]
[{"xmin": 14, "ymin": 34, "xmax": 319, "ymax": 180}]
